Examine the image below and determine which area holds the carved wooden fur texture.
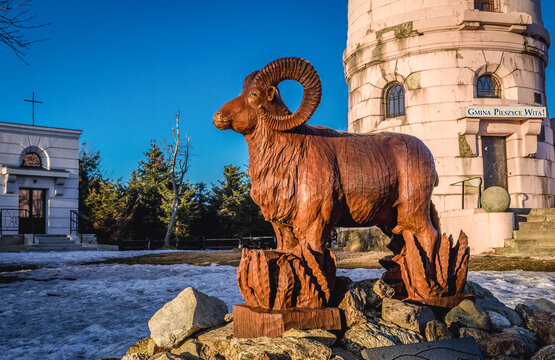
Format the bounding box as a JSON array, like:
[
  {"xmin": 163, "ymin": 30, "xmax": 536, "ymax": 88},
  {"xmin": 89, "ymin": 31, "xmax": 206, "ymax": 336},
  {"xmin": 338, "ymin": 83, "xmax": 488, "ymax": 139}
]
[{"xmin": 213, "ymin": 57, "xmax": 470, "ymax": 309}]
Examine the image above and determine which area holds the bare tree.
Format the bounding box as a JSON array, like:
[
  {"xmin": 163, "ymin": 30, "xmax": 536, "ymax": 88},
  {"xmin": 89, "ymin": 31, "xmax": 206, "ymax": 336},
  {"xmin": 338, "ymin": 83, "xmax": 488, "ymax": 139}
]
[
  {"xmin": 0, "ymin": 0, "xmax": 49, "ymax": 63},
  {"xmin": 163, "ymin": 112, "xmax": 190, "ymax": 248}
]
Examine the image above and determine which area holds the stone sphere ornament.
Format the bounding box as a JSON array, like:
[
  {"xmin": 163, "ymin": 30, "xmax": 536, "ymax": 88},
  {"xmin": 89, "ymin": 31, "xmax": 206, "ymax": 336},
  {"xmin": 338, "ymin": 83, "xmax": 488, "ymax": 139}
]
[{"xmin": 481, "ymin": 186, "xmax": 511, "ymax": 212}]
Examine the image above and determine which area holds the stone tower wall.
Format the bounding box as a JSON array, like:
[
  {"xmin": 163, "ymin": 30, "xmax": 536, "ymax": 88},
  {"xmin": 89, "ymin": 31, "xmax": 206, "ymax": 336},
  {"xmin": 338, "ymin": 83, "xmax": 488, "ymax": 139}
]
[{"xmin": 344, "ymin": 0, "xmax": 554, "ymax": 212}]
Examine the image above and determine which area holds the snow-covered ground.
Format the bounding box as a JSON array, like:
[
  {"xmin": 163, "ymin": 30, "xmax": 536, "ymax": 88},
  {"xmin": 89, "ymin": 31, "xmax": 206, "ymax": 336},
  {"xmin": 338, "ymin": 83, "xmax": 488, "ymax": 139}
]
[{"xmin": 0, "ymin": 251, "xmax": 553, "ymax": 360}]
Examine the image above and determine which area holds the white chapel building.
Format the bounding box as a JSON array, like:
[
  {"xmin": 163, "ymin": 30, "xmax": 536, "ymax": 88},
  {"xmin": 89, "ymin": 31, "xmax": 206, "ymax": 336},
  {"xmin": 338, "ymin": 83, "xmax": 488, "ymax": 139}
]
[
  {"xmin": 344, "ymin": 0, "xmax": 554, "ymax": 254},
  {"xmin": 0, "ymin": 121, "xmax": 81, "ymax": 239}
]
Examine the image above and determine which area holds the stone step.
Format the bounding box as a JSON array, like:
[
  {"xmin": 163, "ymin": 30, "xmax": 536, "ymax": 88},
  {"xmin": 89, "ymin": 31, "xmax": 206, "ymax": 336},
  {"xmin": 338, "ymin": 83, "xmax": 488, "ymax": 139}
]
[
  {"xmin": 494, "ymin": 246, "xmax": 555, "ymax": 256},
  {"xmin": 525, "ymin": 214, "xmax": 555, "ymax": 223},
  {"xmin": 518, "ymin": 221, "xmax": 555, "ymax": 231},
  {"xmin": 505, "ymin": 237, "xmax": 555, "ymax": 248},
  {"xmin": 0, "ymin": 236, "xmax": 24, "ymax": 246},
  {"xmin": 529, "ymin": 208, "xmax": 555, "ymax": 216},
  {"xmin": 37, "ymin": 238, "xmax": 74, "ymax": 244},
  {"xmin": 512, "ymin": 230, "xmax": 555, "ymax": 241},
  {"xmin": 27, "ymin": 244, "xmax": 92, "ymax": 251}
]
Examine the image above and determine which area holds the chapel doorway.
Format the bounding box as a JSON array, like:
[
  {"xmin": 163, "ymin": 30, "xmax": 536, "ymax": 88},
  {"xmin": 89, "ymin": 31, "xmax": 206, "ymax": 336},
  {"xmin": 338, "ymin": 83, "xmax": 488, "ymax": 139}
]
[
  {"xmin": 19, "ymin": 188, "xmax": 46, "ymax": 234},
  {"xmin": 481, "ymin": 136, "xmax": 508, "ymax": 190}
]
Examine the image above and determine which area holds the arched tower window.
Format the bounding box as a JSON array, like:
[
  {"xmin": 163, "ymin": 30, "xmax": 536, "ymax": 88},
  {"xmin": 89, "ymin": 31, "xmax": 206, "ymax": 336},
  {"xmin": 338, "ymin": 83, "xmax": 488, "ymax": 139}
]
[
  {"xmin": 385, "ymin": 83, "xmax": 405, "ymax": 118},
  {"xmin": 474, "ymin": 0, "xmax": 500, "ymax": 12},
  {"xmin": 476, "ymin": 75, "xmax": 501, "ymax": 98},
  {"xmin": 21, "ymin": 152, "xmax": 42, "ymax": 167}
]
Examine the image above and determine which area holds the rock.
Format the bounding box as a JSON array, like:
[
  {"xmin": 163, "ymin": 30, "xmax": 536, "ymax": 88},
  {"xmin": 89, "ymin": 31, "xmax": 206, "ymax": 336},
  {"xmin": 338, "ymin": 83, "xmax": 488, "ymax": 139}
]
[
  {"xmin": 373, "ymin": 280, "xmax": 395, "ymax": 300},
  {"xmin": 460, "ymin": 327, "xmax": 527, "ymax": 358},
  {"xmin": 170, "ymin": 339, "xmax": 201, "ymax": 358},
  {"xmin": 481, "ymin": 186, "xmax": 510, "ymax": 212},
  {"xmin": 121, "ymin": 354, "xmax": 149, "ymax": 360},
  {"xmin": 341, "ymin": 320, "xmax": 424, "ymax": 356},
  {"xmin": 445, "ymin": 299, "xmax": 492, "ymax": 331},
  {"xmin": 224, "ymin": 336, "xmax": 333, "ymax": 360},
  {"xmin": 477, "ymin": 297, "xmax": 524, "ymax": 327},
  {"xmin": 381, "ymin": 298, "xmax": 435, "ymax": 333},
  {"xmin": 329, "ymin": 276, "xmax": 353, "ymax": 307},
  {"xmin": 148, "ymin": 287, "xmax": 228, "ymax": 349},
  {"xmin": 524, "ymin": 298, "xmax": 555, "ymax": 313},
  {"xmin": 331, "ymin": 347, "xmax": 361, "ymax": 360},
  {"xmin": 352, "ymin": 279, "xmax": 378, "ymax": 308},
  {"xmin": 465, "ymin": 281, "xmax": 496, "ymax": 300},
  {"xmin": 515, "ymin": 304, "xmax": 555, "ymax": 345},
  {"xmin": 224, "ymin": 313, "xmax": 234, "ymax": 322},
  {"xmin": 424, "ymin": 320, "xmax": 453, "ymax": 341},
  {"xmin": 339, "ymin": 288, "xmax": 368, "ymax": 328},
  {"xmin": 150, "ymin": 353, "xmax": 194, "ymax": 360},
  {"xmin": 502, "ymin": 326, "xmax": 538, "ymax": 356},
  {"xmin": 531, "ymin": 345, "xmax": 555, "ymax": 360},
  {"xmin": 282, "ymin": 328, "xmax": 337, "ymax": 347},
  {"xmin": 126, "ymin": 337, "xmax": 166, "ymax": 358},
  {"xmin": 489, "ymin": 311, "xmax": 512, "ymax": 331},
  {"xmin": 196, "ymin": 322, "xmax": 233, "ymax": 359}
]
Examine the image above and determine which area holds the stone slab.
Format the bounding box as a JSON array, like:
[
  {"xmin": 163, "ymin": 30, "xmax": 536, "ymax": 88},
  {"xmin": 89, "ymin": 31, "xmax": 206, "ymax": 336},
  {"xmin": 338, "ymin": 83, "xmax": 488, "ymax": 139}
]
[
  {"xmin": 361, "ymin": 337, "xmax": 484, "ymax": 360},
  {"xmin": 233, "ymin": 304, "xmax": 342, "ymax": 338}
]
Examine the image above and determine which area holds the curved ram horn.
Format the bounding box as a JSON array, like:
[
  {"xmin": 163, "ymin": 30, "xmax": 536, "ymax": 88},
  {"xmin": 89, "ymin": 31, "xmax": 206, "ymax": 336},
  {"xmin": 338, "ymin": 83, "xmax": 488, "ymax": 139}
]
[{"xmin": 252, "ymin": 57, "xmax": 322, "ymax": 131}]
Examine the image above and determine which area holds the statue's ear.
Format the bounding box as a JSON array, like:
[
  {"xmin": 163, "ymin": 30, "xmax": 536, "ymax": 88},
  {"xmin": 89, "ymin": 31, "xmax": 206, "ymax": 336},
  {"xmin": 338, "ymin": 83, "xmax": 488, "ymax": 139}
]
[{"xmin": 266, "ymin": 86, "xmax": 277, "ymax": 102}]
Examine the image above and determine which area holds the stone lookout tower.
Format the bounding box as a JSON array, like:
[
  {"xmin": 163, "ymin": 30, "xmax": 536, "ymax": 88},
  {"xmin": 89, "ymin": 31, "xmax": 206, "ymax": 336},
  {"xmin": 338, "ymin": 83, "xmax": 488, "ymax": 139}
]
[{"xmin": 344, "ymin": 0, "xmax": 555, "ymax": 254}]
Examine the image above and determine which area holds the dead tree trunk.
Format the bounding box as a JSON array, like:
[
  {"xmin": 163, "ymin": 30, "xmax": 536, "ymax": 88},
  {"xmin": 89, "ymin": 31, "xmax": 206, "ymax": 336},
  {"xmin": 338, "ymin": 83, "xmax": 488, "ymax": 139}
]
[{"xmin": 163, "ymin": 112, "xmax": 190, "ymax": 248}]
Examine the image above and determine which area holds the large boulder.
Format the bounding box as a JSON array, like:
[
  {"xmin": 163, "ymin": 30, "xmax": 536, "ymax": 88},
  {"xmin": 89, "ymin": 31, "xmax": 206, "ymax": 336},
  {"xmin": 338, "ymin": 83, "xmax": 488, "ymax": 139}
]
[
  {"xmin": 341, "ymin": 320, "xmax": 423, "ymax": 356},
  {"xmin": 524, "ymin": 298, "xmax": 555, "ymax": 312},
  {"xmin": 515, "ymin": 304, "xmax": 555, "ymax": 345},
  {"xmin": 339, "ymin": 288, "xmax": 368, "ymax": 328},
  {"xmin": 478, "ymin": 297, "xmax": 523, "ymax": 327},
  {"xmin": 224, "ymin": 337, "xmax": 333, "ymax": 360},
  {"xmin": 502, "ymin": 326, "xmax": 539, "ymax": 356},
  {"xmin": 148, "ymin": 287, "xmax": 228, "ymax": 348},
  {"xmin": 460, "ymin": 327, "xmax": 527, "ymax": 358},
  {"xmin": 445, "ymin": 299, "xmax": 492, "ymax": 331},
  {"xmin": 381, "ymin": 298, "xmax": 435, "ymax": 333}
]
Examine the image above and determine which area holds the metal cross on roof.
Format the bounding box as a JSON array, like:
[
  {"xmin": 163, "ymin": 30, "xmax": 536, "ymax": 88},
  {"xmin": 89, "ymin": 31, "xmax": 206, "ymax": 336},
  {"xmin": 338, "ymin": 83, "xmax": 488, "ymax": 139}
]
[{"xmin": 23, "ymin": 92, "xmax": 43, "ymax": 126}]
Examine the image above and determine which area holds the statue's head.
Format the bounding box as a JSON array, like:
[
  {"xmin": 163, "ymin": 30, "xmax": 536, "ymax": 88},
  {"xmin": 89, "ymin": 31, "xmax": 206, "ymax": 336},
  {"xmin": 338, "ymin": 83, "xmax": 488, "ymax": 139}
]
[{"xmin": 213, "ymin": 57, "xmax": 322, "ymax": 135}]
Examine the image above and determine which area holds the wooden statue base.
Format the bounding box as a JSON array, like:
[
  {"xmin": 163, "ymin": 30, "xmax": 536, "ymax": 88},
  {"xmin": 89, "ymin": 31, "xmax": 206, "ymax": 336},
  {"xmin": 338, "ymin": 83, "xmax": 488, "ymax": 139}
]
[
  {"xmin": 407, "ymin": 294, "xmax": 475, "ymax": 309},
  {"xmin": 233, "ymin": 304, "xmax": 342, "ymax": 338}
]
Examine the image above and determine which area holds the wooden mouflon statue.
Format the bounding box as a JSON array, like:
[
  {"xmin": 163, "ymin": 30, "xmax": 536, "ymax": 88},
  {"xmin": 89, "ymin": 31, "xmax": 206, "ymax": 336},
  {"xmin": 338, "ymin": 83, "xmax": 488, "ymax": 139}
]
[{"xmin": 213, "ymin": 57, "xmax": 470, "ymax": 312}]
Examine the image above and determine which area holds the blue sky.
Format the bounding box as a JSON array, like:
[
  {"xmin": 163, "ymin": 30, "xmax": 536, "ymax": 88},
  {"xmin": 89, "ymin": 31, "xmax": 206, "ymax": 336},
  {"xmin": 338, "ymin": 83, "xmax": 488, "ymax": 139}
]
[{"xmin": 0, "ymin": 1, "xmax": 553, "ymax": 184}]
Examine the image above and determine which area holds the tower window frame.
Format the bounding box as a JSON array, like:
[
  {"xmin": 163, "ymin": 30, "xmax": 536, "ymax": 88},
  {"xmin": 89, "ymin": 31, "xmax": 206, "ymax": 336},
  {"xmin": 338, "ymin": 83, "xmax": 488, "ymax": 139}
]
[
  {"xmin": 474, "ymin": 0, "xmax": 500, "ymax": 12},
  {"xmin": 385, "ymin": 83, "xmax": 406, "ymax": 118},
  {"xmin": 476, "ymin": 74, "xmax": 501, "ymax": 98}
]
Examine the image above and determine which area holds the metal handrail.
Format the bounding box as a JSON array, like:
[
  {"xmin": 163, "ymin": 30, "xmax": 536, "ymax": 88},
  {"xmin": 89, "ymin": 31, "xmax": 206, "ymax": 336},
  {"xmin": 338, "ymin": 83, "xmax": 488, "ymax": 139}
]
[
  {"xmin": 70, "ymin": 210, "xmax": 85, "ymax": 243},
  {"xmin": 449, "ymin": 176, "xmax": 483, "ymax": 209},
  {"xmin": 0, "ymin": 208, "xmax": 30, "ymax": 246}
]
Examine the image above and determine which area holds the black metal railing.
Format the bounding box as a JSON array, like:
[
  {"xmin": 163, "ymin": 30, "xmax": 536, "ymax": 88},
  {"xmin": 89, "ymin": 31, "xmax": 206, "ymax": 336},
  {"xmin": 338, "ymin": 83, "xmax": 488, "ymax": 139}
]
[
  {"xmin": 0, "ymin": 208, "xmax": 29, "ymax": 236},
  {"xmin": 0, "ymin": 208, "xmax": 30, "ymax": 247},
  {"xmin": 450, "ymin": 176, "xmax": 483, "ymax": 209}
]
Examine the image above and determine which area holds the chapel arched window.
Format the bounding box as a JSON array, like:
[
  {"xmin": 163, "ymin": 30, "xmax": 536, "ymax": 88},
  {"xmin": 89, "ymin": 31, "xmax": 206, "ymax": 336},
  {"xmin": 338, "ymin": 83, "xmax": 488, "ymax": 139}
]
[
  {"xmin": 22, "ymin": 152, "xmax": 42, "ymax": 167},
  {"xmin": 474, "ymin": 0, "xmax": 500, "ymax": 12},
  {"xmin": 476, "ymin": 75, "xmax": 501, "ymax": 98},
  {"xmin": 385, "ymin": 83, "xmax": 405, "ymax": 118}
]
